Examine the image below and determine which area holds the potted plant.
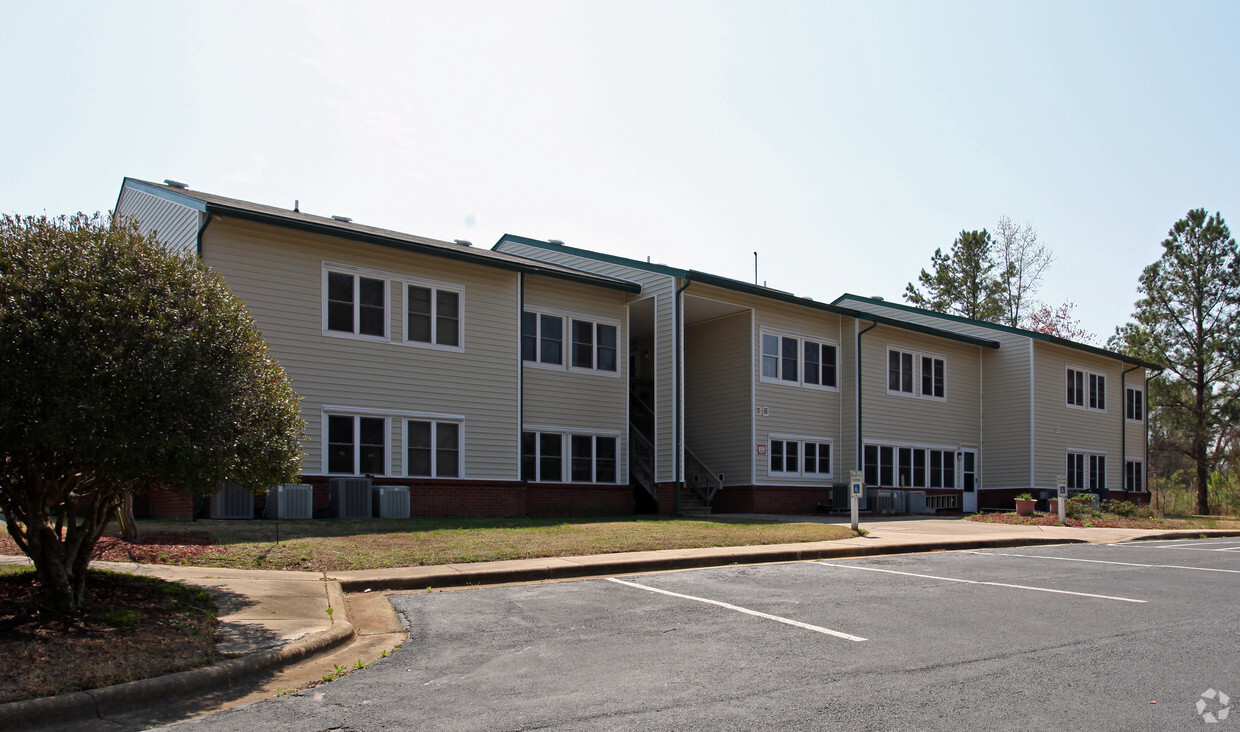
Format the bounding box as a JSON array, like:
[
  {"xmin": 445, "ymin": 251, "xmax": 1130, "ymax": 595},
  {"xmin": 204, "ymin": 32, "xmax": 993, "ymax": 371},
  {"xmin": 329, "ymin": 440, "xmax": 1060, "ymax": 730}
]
[{"xmin": 1014, "ymin": 492, "xmax": 1037, "ymax": 517}]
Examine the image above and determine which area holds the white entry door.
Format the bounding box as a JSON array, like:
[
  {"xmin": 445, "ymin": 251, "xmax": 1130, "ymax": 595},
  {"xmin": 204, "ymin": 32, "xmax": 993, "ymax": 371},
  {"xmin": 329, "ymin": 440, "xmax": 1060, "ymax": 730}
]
[{"xmin": 960, "ymin": 449, "xmax": 978, "ymax": 512}]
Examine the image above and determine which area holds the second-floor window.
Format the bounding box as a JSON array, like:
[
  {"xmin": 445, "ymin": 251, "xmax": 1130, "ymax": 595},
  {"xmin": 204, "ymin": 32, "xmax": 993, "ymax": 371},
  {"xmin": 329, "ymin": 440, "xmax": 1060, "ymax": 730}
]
[
  {"xmin": 1068, "ymin": 367, "xmax": 1105, "ymax": 411},
  {"xmin": 326, "ymin": 270, "xmax": 386, "ymax": 338},
  {"xmin": 761, "ymin": 332, "xmax": 837, "ymax": 389},
  {"xmin": 406, "ymin": 285, "xmax": 461, "ymax": 348},
  {"xmin": 524, "ymin": 311, "xmax": 618, "ymax": 373},
  {"xmin": 1125, "ymin": 387, "xmax": 1144, "ymax": 422},
  {"xmin": 888, "ymin": 348, "xmax": 945, "ymax": 400}
]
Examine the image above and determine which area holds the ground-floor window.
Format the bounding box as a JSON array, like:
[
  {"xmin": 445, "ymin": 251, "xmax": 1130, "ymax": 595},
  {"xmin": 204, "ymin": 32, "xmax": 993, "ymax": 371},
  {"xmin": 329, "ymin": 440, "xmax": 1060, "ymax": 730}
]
[
  {"xmin": 864, "ymin": 444, "xmax": 956, "ymax": 488},
  {"xmin": 1125, "ymin": 459, "xmax": 1143, "ymax": 492},
  {"xmin": 523, "ymin": 431, "xmax": 618, "ymax": 483},
  {"xmin": 405, "ymin": 419, "xmax": 461, "ymax": 478},
  {"xmin": 326, "ymin": 414, "xmax": 386, "ymax": 475},
  {"xmin": 769, "ymin": 437, "xmax": 832, "ymax": 478},
  {"xmin": 1068, "ymin": 452, "xmax": 1106, "ymax": 491}
]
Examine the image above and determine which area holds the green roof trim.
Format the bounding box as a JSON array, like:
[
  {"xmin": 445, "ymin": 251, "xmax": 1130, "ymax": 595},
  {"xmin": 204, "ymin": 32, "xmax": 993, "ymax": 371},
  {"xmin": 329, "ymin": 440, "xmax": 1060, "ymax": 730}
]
[
  {"xmin": 119, "ymin": 179, "xmax": 640, "ymax": 294},
  {"xmin": 495, "ymin": 234, "xmax": 689, "ymax": 278},
  {"xmin": 833, "ymin": 293, "xmax": 1163, "ymax": 371}
]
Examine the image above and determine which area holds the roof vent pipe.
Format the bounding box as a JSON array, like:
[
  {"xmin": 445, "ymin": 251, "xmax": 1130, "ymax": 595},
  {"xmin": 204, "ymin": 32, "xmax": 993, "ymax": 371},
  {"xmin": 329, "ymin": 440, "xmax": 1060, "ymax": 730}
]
[
  {"xmin": 294, "ymin": 200, "xmax": 300, "ymax": 213},
  {"xmin": 164, "ymin": 179, "xmax": 188, "ymax": 189}
]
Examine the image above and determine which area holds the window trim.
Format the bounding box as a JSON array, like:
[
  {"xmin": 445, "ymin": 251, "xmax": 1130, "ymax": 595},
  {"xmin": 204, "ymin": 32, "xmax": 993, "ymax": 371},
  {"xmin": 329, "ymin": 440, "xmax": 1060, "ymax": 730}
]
[
  {"xmin": 863, "ymin": 442, "xmax": 959, "ymax": 489},
  {"xmin": 322, "ymin": 263, "xmax": 391, "ymax": 342},
  {"xmin": 402, "ymin": 279, "xmax": 465, "ymax": 352},
  {"xmin": 1066, "ymin": 449, "xmax": 1107, "ymax": 491},
  {"xmin": 403, "ymin": 417, "xmax": 464, "ymax": 479},
  {"xmin": 767, "ymin": 435, "xmax": 834, "ymax": 479},
  {"xmin": 1124, "ymin": 459, "xmax": 1144, "ymax": 492},
  {"xmin": 1125, "ymin": 386, "xmax": 1144, "ymax": 423},
  {"xmin": 759, "ymin": 329, "xmax": 839, "ymax": 391},
  {"xmin": 522, "ymin": 427, "xmax": 622, "ymax": 483},
  {"xmin": 1066, "ymin": 365, "xmax": 1107, "ymax": 413},
  {"xmin": 886, "ymin": 346, "xmax": 947, "ymax": 401}
]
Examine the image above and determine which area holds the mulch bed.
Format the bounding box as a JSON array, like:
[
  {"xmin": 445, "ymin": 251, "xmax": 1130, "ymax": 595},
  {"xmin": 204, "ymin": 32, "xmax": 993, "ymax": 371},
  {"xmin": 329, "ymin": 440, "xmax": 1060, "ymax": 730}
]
[
  {"xmin": 970, "ymin": 512, "xmax": 1175, "ymax": 529},
  {"xmin": 0, "ymin": 569, "xmax": 219, "ymax": 704},
  {"xmin": 0, "ymin": 532, "xmax": 226, "ymax": 565}
]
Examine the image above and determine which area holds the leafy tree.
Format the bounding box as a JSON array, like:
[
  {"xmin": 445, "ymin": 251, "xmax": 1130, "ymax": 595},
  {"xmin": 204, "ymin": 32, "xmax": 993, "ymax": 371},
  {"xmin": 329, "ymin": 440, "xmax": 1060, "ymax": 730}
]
[
  {"xmin": 904, "ymin": 229, "xmax": 1005, "ymax": 321},
  {"xmin": 1112, "ymin": 209, "xmax": 1240, "ymax": 515},
  {"xmin": 993, "ymin": 216, "xmax": 1053, "ymax": 328},
  {"xmin": 0, "ymin": 213, "xmax": 304, "ymax": 615},
  {"xmin": 1025, "ymin": 300, "xmax": 1096, "ymax": 344}
]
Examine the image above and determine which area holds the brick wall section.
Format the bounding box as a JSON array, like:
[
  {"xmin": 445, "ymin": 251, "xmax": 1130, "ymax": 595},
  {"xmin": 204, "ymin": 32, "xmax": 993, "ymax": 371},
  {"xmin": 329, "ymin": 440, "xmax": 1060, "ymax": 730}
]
[
  {"xmin": 713, "ymin": 485, "xmax": 835, "ymax": 515},
  {"xmin": 298, "ymin": 476, "xmax": 634, "ymax": 518},
  {"xmin": 145, "ymin": 488, "xmax": 194, "ymax": 520},
  {"xmin": 655, "ymin": 483, "xmax": 678, "ymax": 516}
]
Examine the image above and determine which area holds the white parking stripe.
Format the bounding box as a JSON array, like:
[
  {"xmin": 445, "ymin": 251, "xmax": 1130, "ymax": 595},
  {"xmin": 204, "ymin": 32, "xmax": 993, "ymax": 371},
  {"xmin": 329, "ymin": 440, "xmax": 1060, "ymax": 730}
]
[
  {"xmin": 605, "ymin": 577, "xmax": 867, "ymax": 642},
  {"xmin": 814, "ymin": 562, "xmax": 1146, "ymax": 603},
  {"xmin": 967, "ymin": 551, "xmax": 1240, "ymax": 575},
  {"xmin": 1118, "ymin": 540, "xmax": 1240, "ymax": 550}
]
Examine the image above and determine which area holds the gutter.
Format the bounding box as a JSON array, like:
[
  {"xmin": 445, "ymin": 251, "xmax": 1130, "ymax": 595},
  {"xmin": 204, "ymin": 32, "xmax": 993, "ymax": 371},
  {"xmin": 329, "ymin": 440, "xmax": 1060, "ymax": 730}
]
[
  {"xmin": 856, "ymin": 318, "xmax": 878, "ymax": 471},
  {"xmin": 674, "ymin": 277, "xmax": 692, "ymax": 515}
]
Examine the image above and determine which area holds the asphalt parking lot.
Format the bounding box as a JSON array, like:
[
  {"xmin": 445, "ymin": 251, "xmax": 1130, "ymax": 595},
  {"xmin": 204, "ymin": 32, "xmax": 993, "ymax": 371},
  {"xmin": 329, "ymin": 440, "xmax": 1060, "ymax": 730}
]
[{"xmin": 179, "ymin": 539, "xmax": 1240, "ymax": 731}]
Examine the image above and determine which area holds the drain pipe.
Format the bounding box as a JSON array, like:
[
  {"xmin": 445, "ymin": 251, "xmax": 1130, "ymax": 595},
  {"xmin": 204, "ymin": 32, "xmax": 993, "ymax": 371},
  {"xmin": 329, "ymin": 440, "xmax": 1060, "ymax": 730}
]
[
  {"xmin": 195, "ymin": 211, "xmax": 214, "ymax": 257},
  {"xmin": 1121, "ymin": 363, "xmax": 1140, "ymax": 498},
  {"xmin": 674, "ymin": 277, "xmax": 692, "ymax": 515},
  {"xmin": 856, "ymin": 318, "xmax": 878, "ymax": 471},
  {"xmin": 519, "ymin": 273, "xmax": 525, "ymax": 480}
]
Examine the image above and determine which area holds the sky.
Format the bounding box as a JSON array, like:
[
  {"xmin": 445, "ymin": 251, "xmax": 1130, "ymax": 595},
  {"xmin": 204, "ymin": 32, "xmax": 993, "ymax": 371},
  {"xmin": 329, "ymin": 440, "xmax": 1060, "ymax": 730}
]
[{"xmin": 3, "ymin": 0, "xmax": 1238, "ymax": 341}]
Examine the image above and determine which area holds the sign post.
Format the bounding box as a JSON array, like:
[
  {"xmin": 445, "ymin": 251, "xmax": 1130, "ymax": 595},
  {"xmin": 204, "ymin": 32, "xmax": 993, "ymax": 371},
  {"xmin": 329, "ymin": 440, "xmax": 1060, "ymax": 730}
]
[
  {"xmin": 849, "ymin": 470, "xmax": 864, "ymax": 532},
  {"xmin": 1056, "ymin": 475, "xmax": 1067, "ymax": 525}
]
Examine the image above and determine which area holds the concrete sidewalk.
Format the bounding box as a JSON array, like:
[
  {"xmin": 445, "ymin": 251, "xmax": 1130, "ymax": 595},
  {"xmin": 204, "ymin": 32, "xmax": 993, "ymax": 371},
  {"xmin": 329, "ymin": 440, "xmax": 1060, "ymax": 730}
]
[{"xmin": 3, "ymin": 516, "xmax": 1239, "ymax": 730}]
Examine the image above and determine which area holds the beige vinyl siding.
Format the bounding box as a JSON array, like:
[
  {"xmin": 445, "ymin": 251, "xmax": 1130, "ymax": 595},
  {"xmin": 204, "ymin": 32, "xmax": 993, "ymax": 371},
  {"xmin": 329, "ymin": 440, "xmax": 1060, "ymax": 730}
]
[
  {"xmin": 203, "ymin": 216, "xmax": 520, "ymax": 479},
  {"xmin": 685, "ymin": 311, "xmax": 751, "ymax": 487},
  {"xmin": 497, "ymin": 241, "xmax": 679, "ymax": 481},
  {"xmin": 1033, "ymin": 342, "xmax": 1126, "ymax": 491},
  {"xmin": 838, "ymin": 297, "xmax": 1034, "ymax": 488},
  {"xmin": 116, "ymin": 187, "xmax": 201, "ymax": 255},
  {"xmin": 860, "ymin": 324, "xmax": 981, "ymax": 460},
  {"xmin": 839, "ymin": 319, "xmax": 858, "ymax": 476},
  {"xmin": 522, "ymin": 276, "xmax": 628, "ymax": 482},
  {"xmin": 1124, "ymin": 374, "xmax": 1149, "ymax": 468}
]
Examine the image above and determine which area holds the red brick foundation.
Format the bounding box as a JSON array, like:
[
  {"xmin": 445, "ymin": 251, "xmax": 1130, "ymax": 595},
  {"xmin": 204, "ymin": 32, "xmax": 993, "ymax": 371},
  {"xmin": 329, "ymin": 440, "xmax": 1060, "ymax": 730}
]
[
  {"xmin": 713, "ymin": 485, "xmax": 835, "ymax": 515},
  {"xmin": 299, "ymin": 476, "xmax": 634, "ymax": 518}
]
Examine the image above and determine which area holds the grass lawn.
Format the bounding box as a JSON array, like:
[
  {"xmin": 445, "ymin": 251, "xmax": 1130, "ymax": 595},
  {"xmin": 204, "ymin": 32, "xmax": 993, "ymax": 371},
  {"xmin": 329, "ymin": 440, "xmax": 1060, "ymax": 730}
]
[{"xmin": 0, "ymin": 516, "xmax": 858, "ymax": 573}]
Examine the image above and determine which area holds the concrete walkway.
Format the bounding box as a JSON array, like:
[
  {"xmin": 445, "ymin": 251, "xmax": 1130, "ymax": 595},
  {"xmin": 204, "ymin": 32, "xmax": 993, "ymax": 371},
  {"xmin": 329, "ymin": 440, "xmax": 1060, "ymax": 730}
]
[{"xmin": 3, "ymin": 516, "xmax": 1238, "ymax": 730}]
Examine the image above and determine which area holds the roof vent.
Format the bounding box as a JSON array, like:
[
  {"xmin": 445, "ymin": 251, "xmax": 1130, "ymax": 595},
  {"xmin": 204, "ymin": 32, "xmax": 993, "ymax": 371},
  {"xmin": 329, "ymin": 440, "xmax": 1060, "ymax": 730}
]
[
  {"xmin": 163, "ymin": 179, "xmax": 188, "ymax": 189},
  {"xmin": 872, "ymin": 295, "xmax": 885, "ymax": 301},
  {"xmin": 331, "ymin": 215, "xmax": 353, "ymax": 223},
  {"xmin": 547, "ymin": 239, "xmax": 565, "ymax": 246},
  {"xmin": 453, "ymin": 239, "xmax": 473, "ymax": 247}
]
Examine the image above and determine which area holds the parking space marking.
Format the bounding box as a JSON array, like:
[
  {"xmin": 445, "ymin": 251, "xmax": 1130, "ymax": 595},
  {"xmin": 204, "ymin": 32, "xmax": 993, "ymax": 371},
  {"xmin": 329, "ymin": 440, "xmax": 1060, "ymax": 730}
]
[
  {"xmin": 1117, "ymin": 540, "xmax": 1240, "ymax": 551},
  {"xmin": 966, "ymin": 551, "xmax": 1240, "ymax": 575},
  {"xmin": 814, "ymin": 562, "xmax": 1146, "ymax": 603},
  {"xmin": 605, "ymin": 577, "xmax": 867, "ymax": 642}
]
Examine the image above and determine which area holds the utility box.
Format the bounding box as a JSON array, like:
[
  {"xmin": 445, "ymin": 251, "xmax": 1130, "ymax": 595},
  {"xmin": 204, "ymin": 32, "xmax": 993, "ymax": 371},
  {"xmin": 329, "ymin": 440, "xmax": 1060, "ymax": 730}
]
[
  {"xmin": 372, "ymin": 485, "xmax": 411, "ymax": 519},
  {"xmin": 329, "ymin": 477, "xmax": 373, "ymax": 518},
  {"xmin": 209, "ymin": 484, "xmax": 254, "ymax": 519},
  {"xmin": 906, "ymin": 491, "xmax": 927, "ymax": 514},
  {"xmin": 266, "ymin": 484, "xmax": 313, "ymax": 519}
]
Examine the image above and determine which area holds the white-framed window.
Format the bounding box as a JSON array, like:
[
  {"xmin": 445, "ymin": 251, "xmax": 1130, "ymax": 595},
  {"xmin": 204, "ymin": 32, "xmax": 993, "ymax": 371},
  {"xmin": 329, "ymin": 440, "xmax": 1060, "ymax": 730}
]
[
  {"xmin": 326, "ymin": 414, "xmax": 387, "ymax": 475},
  {"xmin": 887, "ymin": 347, "xmax": 945, "ymax": 400},
  {"xmin": 524, "ymin": 311, "xmax": 618, "ymax": 374},
  {"xmin": 761, "ymin": 331, "xmax": 838, "ymax": 389},
  {"xmin": 768, "ymin": 437, "xmax": 832, "ymax": 478},
  {"xmin": 405, "ymin": 283, "xmax": 462, "ymax": 349},
  {"xmin": 570, "ymin": 319, "xmax": 619, "ymax": 373},
  {"xmin": 864, "ymin": 444, "xmax": 957, "ymax": 488},
  {"xmin": 1125, "ymin": 459, "xmax": 1143, "ymax": 492},
  {"xmin": 1067, "ymin": 451, "xmax": 1106, "ymax": 491},
  {"xmin": 522, "ymin": 431, "xmax": 618, "ymax": 483},
  {"xmin": 324, "ymin": 267, "xmax": 388, "ymax": 340},
  {"xmin": 405, "ymin": 419, "xmax": 461, "ymax": 478},
  {"xmin": 1125, "ymin": 386, "xmax": 1144, "ymax": 422},
  {"xmin": 1067, "ymin": 367, "xmax": 1106, "ymax": 411}
]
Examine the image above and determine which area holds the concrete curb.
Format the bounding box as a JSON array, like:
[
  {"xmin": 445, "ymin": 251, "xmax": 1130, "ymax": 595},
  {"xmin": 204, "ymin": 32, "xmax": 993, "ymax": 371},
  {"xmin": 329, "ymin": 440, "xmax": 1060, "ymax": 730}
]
[
  {"xmin": 0, "ymin": 580, "xmax": 354, "ymax": 730},
  {"xmin": 1126, "ymin": 529, "xmax": 1240, "ymax": 541},
  {"xmin": 335, "ymin": 535, "xmax": 1090, "ymax": 593}
]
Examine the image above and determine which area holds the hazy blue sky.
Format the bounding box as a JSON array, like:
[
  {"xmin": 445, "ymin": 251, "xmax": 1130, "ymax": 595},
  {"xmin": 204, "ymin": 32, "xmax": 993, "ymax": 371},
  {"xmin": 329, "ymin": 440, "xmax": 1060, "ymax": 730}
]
[{"xmin": 3, "ymin": 1, "xmax": 1237, "ymax": 340}]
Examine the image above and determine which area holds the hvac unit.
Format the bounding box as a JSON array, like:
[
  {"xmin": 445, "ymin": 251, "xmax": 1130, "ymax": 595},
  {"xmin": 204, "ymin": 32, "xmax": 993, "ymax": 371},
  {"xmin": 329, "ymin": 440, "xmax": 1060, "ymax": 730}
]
[
  {"xmin": 905, "ymin": 491, "xmax": 928, "ymax": 515},
  {"xmin": 209, "ymin": 484, "xmax": 254, "ymax": 519},
  {"xmin": 372, "ymin": 485, "xmax": 411, "ymax": 519},
  {"xmin": 266, "ymin": 483, "xmax": 313, "ymax": 519},
  {"xmin": 329, "ymin": 477, "xmax": 373, "ymax": 518},
  {"xmin": 871, "ymin": 489, "xmax": 905, "ymax": 515}
]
